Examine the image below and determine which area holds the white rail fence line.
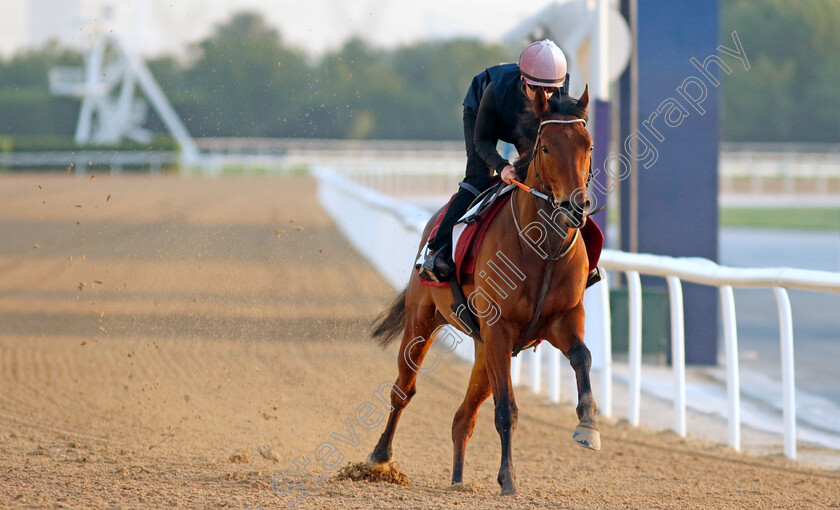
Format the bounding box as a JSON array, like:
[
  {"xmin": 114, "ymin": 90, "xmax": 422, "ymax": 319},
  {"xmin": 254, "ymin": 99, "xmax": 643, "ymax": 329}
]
[
  {"xmin": 192, "ymin": 137, "xmax": 840, "ymax": 199},
  {"xmin": 720, "ymin": 142, "xmax": 840, "ymax": 197},
  {"xmin": 598, "ymin": 251, "xmax": 840, "ymax": 460},
  {"xmin": 314, "ymin": 166, "xmax": 840, "ymax": 461}
]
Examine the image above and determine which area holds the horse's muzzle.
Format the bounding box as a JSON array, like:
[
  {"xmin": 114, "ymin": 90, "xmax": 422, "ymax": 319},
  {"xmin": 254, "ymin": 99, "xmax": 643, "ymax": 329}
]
[{"xmin": 556, "ymin": 198, "xmax": 590, "ymax": 228}]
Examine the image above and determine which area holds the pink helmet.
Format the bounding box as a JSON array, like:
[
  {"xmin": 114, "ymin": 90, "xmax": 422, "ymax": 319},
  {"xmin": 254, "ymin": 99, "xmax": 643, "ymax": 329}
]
[{"xmin": 518, "ymin": 40, "xmax": 567, "ymax": 87}]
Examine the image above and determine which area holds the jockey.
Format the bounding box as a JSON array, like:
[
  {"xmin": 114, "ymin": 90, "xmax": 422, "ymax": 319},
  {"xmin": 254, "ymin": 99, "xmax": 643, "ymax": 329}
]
[{"xmin": 420, "ymin": 39, "xmax": 604, "ymax": 287}]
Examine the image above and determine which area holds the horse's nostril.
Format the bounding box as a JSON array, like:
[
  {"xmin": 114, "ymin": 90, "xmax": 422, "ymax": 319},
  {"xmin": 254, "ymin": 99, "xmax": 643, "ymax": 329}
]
[{"xmin": 569, "ymin": 198, "xmax": 590, "ymax": 213}]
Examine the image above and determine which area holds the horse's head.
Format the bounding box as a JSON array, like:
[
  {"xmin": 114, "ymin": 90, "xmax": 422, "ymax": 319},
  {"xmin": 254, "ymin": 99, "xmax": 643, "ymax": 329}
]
[{"xmin": 517, "ymin": 86, "xmax": 593, "ymax": 228}]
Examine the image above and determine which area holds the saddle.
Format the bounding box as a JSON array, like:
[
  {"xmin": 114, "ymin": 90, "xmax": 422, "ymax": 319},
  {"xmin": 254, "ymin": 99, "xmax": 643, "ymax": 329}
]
[{"xmin": 417, "ymin": 182, "xmax": 515, "ymax": 287}]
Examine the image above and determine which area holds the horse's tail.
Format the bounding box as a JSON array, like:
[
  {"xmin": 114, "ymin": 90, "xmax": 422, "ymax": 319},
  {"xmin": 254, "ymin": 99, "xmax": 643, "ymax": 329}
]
[{"xmin": 371, "ymin": 287, "xmax": 407, "ymax": 348}]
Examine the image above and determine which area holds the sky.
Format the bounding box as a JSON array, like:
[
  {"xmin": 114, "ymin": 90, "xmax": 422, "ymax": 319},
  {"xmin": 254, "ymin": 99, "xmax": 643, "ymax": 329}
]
[{"xmin": 0, "ymin": 0, "xmax": 565, "ymax": 58}]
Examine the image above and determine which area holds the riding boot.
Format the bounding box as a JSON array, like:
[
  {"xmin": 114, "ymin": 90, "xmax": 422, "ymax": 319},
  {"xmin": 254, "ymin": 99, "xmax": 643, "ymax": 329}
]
[
  {"xmin": 420, "ymin": 187, "xmax": 477, "ymax": 282},
  {"xmin": 580, "ymin": 220, "xmax": 605, "ymax": 289},
  {"xmin": 419, "ymin": 245, "xmax": 452, "ymax": 283},
  {"xmin": 585, "ymin": 267, "xmax": 604, "ymax": 289}
]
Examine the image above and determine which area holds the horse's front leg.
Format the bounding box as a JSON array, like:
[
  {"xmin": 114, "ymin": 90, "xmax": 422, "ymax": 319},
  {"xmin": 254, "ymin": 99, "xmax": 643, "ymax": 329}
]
[
  {"xmin": 545, "ymin": 306, "xmax": 601, "ymax": 451},
  {"xmin": 483, "ymin": 326, "xmax": 519, "ymax": 495},
  {"xmin": 568, "ymin": 341, "xmax": 601, "ymax": 450}
]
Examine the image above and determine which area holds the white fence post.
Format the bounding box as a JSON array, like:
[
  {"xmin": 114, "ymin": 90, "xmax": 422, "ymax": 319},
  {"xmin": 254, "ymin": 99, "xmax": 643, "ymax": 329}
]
[
  {"xmin": 597, "ymin": 275, "xmax": 612, "ymax": 418},
  {"xmin": 511, "ymin": 355, "xmax": 522, "ymax": 387},
  {"xmin": 627, "ymin": 270, "xmax": 643, "ymax": 426},
  {"xmin": 720, "ymin": 285, "xmax": 741, "ymax": 451},
  {"xmin": 666, "ymin": 276, "xmax": 687, "ymax": 437},
  {"xmin": 774, "ymin": 287, "xmax": 797, "ymax": 460},
  {"xmin": 530, "ymin": 347, "xmax": 542, "ymax": 394},
  {"xmin": 549, "ymin": 348, "xmax": 562, "ymax": 403}
]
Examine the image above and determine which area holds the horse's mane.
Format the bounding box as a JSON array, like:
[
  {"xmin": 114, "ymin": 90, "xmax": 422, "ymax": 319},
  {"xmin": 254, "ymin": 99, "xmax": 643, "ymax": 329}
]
[
  {"xmin": 513, "ymin": 95, "xmax": 588, "ymax": 178},
  {"xmin": 516, "ymin": 95, "xmax": 588, "ymax": 148}
]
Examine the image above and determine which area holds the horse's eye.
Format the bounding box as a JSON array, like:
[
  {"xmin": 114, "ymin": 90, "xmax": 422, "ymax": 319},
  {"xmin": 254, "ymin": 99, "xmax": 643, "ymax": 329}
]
[
  {"xmin": 541, "ymin": 145, "xmax": 549, "ymax": 154},
  {"xmin": 589, "ymin": 145, "xmax": 594, "ymax": 152}
]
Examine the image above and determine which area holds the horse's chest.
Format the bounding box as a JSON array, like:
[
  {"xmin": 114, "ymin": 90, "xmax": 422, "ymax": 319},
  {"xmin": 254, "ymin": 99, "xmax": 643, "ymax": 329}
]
[{"xmin": 501, "ymin": 282, "xmax": 581, "ymax": 324}]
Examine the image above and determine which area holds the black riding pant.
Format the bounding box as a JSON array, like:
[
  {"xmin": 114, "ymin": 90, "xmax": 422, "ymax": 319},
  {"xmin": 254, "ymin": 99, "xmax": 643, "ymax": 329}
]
[{"xmin": 428, "ymin": 108, "xmax": 496, "ymax": 255}]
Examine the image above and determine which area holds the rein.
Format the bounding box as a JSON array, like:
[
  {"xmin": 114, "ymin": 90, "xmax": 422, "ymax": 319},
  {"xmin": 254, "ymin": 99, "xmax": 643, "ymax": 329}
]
[{"xmin": 509, "ymin": 192, "xmax": 579, "ymax": 261}]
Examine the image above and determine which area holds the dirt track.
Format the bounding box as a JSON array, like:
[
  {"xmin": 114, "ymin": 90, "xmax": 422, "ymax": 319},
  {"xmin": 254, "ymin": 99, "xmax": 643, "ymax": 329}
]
[{"xmin": 0, "ymin": 173, "xmax": 838, "ymax": 509}]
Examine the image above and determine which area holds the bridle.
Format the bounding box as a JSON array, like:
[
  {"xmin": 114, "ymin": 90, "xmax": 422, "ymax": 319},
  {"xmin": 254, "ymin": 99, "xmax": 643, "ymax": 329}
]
[
  {"xmin": 515, "ymin": 118, "xmax": 589, "ymax": 205},
  {"xmin": 532, "ymin": 118, "xmax": 589, "ymax": 205},
  {"xmin": 510, "ymin": 117, "xmax": 592, "ymax": 261}
]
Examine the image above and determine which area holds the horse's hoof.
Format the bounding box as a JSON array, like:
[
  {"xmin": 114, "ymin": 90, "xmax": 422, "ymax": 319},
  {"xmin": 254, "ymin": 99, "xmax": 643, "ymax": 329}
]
[
  {"xmin": 448, "ymin": 482, "xmax": 477, "ymax": 494},
  {"xmin": 365, "ymin": 453, "xmax": 387, "ymax": 466},
  {"xmin": 498, "ymin": 475, "xmax": 517, "ymax": 496},
  {"xmin": 573, "ymin": 424, "xmax": 601, "ymax": 451}
]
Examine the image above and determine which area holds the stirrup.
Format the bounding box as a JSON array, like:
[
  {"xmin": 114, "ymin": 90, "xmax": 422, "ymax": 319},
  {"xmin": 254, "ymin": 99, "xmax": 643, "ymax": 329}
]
[
  {"xmin": 585, "ymin": 267, "xmax": 604, "ymax": 289},
  {"xmin": 419, "ymin": 248, "xmax": 451, "ymax": 283}
]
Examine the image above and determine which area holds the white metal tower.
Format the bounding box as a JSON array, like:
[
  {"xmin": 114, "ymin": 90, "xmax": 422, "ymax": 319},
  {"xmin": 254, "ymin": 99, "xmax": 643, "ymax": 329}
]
[{"xmin": 48, "ymin": 0, "xmax": 199, "ymax": 163}]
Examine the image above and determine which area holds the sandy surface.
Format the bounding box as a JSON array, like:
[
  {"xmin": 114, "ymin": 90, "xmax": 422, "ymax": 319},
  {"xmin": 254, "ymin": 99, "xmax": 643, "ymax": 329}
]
[{"xmin": 0, "ymin": 173, "xmax": 838, "ymax": 509}]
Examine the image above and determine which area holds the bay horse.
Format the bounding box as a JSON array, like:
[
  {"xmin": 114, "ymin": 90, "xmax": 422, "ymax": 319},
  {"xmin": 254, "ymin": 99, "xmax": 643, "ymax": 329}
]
[{"xmin": 368, "ymin": 87, "xmax": 599, "ymax": 495}]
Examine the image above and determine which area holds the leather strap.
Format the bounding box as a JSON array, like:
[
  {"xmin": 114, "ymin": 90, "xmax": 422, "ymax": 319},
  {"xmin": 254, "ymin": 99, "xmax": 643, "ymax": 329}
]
[
  {"xmin": 512, "ymin": 260, "xmax": 554, "ymax": 356},
  {"xmin": 458, "ymin": 181, "xmax": 482, "ymax": 197},
  {"xmin": 449, "ymin": 277, "xmax": 482, "ymax": 342}
]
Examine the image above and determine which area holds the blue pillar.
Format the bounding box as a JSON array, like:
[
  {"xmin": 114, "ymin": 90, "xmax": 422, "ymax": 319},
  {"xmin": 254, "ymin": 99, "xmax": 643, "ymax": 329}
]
[
  {"xmin": 590, "ymin": 99, "xmax": 610, "ymax": 231},
  {"xmin": 619, "ymin": 0, "xmax": 723, "ymax": 365}
]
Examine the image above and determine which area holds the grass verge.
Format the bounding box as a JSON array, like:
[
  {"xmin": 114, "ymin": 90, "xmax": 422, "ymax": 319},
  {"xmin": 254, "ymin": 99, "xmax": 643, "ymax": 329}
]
[{"xmin": 720, "ymin": 207, "xmax": 840, "ymax": 230}]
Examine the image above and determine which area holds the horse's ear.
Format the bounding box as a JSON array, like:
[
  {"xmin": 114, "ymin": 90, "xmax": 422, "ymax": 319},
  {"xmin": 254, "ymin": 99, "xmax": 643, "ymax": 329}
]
[
  {"xmin": 533, "ymin": 89, "xmax": 548, "ymax": 115},
  {"xmin": 578, "ymin": 85, "xmax": 590, "ymax": 111}
]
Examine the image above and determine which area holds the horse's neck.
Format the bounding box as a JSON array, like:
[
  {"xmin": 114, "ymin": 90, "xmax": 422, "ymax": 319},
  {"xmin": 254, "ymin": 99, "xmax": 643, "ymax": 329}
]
[
  {"xmin": 516, "ymin": 169, "xmax": 550, "ymax": 226},
  {"xmin": 514, "ymin": 181, "xmax": 541, "ymax": 224}
]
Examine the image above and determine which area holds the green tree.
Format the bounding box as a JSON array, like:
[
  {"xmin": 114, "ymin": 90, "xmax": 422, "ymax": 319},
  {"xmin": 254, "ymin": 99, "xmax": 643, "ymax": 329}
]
[
  {"xmin": 314, "ymin": 38, "xmax": 409, "ymax": 139},
  {"xmin": 721, "ymin": 0, "xmax": 840, "ymax": 142},
  {"xmin": 180, "ymin": 11, "xmax": 310, "ymax": 137},
  {"xmin": 303, "ymin": 37, "xmax": 509, "ymax": 140},
  {"xmin": 389, "ymin": 39, "xmax": 511, "ymax": 139},
  {"xmin": 0, "ymin": 44, "xmax": 82, "ymax": 138}
]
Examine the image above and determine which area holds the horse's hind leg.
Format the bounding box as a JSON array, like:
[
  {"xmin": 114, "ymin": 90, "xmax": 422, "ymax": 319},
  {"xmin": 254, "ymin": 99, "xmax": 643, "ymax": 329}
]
[
  {"xmin": 367, "ymin": 303, "xmax": 437, "ymax": 465},
  {"xmin": 451, "ymin": 342, "xmax": 491, "ymax": 485},
  {"xmin": 568, "ymin": 341, "xmax": 601, "ymax": 451}
]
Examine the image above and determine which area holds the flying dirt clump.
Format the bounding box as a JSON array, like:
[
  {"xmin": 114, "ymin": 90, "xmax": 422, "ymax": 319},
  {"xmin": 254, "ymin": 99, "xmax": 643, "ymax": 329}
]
[
  {"xmin": 229, "ymin": 451, "xmax": 250, "ymax": 464},
  {"xmin": 336, "ymin": 461, "xmax": 410, "ymax": 486},
  {"xmin": 257, "ymin": 444, "xmax": 279, "ymax": 462}
]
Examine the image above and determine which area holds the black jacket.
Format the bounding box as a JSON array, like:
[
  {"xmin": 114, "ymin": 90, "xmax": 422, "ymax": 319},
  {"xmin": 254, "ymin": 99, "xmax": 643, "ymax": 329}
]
[{"xmin": 463, "ymin": 63, "xmax": 530, "ymax": 174}]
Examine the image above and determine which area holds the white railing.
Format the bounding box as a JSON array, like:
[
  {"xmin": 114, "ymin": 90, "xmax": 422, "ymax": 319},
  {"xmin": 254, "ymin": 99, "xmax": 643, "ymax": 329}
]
[
  {"xmin": 312, "ymin": 166, "xmax": 429, "ymax": 287},
  {"xmin": 720, "ymin": 142, "xmax": 840, "ymax": 198},
  {"xmin": 313, "ymin": 166, "xmax": 840, "ymax": 461},
  {"xmin": 196, "ymin": 137, "xmax": 840, "ymax": 199},
  {"xmin": 599, "ymin": 251, "xmax": 840, "ymax": 460}
]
